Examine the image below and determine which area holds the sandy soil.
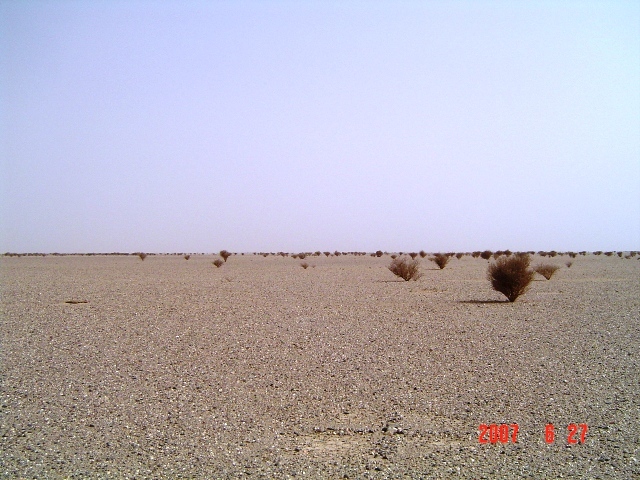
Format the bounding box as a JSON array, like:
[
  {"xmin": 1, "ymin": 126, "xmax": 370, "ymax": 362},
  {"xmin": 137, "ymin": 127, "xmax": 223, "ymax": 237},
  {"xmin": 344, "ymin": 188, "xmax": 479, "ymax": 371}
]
[{"xmin": 1, "ymin": 253, "xmax": 638, "ymax": 478}]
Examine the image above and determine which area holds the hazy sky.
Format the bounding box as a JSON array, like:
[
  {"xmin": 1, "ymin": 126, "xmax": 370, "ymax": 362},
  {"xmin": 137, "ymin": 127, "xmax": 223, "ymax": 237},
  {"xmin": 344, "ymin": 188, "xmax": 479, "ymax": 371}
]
[{"xmin": 1, "ymin": 1, "xmax": 639, "ymax": 253}]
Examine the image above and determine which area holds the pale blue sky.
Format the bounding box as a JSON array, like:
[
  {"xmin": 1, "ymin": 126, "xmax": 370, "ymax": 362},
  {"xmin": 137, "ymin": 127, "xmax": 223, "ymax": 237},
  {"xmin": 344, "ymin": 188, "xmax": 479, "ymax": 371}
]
[{"xmin": 1, "ymin": 1, "xmax": 639, "ymax": 253}]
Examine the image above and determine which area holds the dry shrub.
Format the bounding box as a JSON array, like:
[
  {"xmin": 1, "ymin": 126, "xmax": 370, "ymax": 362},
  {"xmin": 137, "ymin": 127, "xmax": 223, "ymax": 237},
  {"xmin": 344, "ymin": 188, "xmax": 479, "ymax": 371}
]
[
  {"xmin": 136, "ymin": 252, "xmax": 147, "ymax": 261},
  {"xmin": 324, "ymin": 252, "xmax": 331, "ymax": 257},
  {"xmin": 480, "ymin": 250, "xmax": 492, "ymax": 260},
  {"xmin": 566, "ymin": 261, "xmax": 573, "ymax": 268},
  {"xmin": 219, "ymin": 250, "xmax": 231, "ymax": 262},
  {"xmin": 213, "ymin": 259, "xmax": 224, "ymax": 268},
  {"xmin": 375, "ymin": 250, "xmax": 383, "ymax": 257},
  {"xmin": 390, "ymin": 254, "xmax": 397, "ymax": 259},
  {"xmin": 388, "ymin": 257, "xmax": 422, "ymax": 281},
  {"xmin": 419, "ymin": 250, "xmax": 427, "ymax": 258},
  {"xmin": 487, "ymin": 254, "xmax": 535, "ymax": 302},
  {"xmin": 184, "ymin": 254, "xmax": 190, "ymax": 260},
  {"xmin": 300, "ymin": 262, "xmax": 309, "ymax": 269},
  {"xmin": 409, "ymin": 252, "xmax": 418, "ymax": 259},
  {"xmin": 455, "ymin": 253, "xmax": 463, "ymax": 259},
  {"xmin": 298, "ymin": 253, "xmax": 306, "ymax": 259},
  {"xmin": 429, "ymin": 253, "xmax": 449, "ymax": 269},
  {"xmin": 534, "ymin": 263, "xmax": 560, "ymax": 280}
]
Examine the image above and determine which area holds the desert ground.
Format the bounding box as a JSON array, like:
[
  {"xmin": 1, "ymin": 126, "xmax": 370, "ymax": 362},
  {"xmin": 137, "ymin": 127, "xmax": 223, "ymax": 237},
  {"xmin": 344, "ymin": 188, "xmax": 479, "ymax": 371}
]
[{"xmin": 1, "ymin": 253, "xmax": 638, "ymax": 478}]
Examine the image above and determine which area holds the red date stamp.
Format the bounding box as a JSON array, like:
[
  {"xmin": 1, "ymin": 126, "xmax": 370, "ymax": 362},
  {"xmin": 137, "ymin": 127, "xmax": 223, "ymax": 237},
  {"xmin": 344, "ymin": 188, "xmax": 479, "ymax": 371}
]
[
  {"xmin": 478, "ymin": 423, "xmax": 519, "ymax": 443},
  {"xmin": 479, "ymin": 423, "xmax": 588, "ymax": 444}
]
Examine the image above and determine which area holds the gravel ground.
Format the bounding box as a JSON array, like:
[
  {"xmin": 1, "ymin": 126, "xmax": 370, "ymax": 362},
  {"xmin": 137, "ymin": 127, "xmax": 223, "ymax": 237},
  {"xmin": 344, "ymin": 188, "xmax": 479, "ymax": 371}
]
[{"xmin": 1, "ymin": 253, "xmax": 638, "ymax": 479}]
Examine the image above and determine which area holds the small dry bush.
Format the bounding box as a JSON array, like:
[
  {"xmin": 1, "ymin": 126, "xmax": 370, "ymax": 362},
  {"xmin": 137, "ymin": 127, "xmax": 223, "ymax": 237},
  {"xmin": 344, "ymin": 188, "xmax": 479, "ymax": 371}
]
[
  {"xmin": 487, "ymin": 254, "xmax": 535, "ymax": 302},
  {"xmin": 390, "ymin": 254, "xmax": 397, "ymax": 259},
  {"xmin": 136, "ymin": 252, "xmax": 147, "ymax": 261},
  {"xmin": 419, "ymin": 250, "xmax": 427, "ymax": 258},
  {"xmin": 534, "ymin": 263, "xmax": 560, "ymax": 280},
  {"xmin": 388, "ymin": 257, "xmax": 422, "ymax": 281},
  {"xmin": 324, "ymin": 252, "xmax": 331, "ymax": 257},
  {"xmin": 300, "ymin": 262, "xmax": 309, "ymax": 269},
  {"xmin": 219, "ymin": 250, "xmax": 231, "ymax": 262},
  {"xmin": 375, "ymin": 250, "xmax": 383, "ymax": 257},
  {"xmin": 213, "ymin": 259, "xmax": 224, "ymax": 268},
  {"xmin": 184, "ymin": 255, "xmax": 190, "ymax": 260},
  {"xmin": 456, "ymin": 253, "xmax": 463, "ymax": 259},
  {"xmin": 298, "ymin": 253, "xmax": 306, "ymax": 259},
  {"xmin": 430, "ymin": 253, "xmax": 449, "ymax": 269},
  {"xmin": 480, "ymin": 250, "xmax": 492, "ymax": 260},
  {"xmin": 409, "ymin": 252, "xmax": 418, "ymax": 259},
  {"xmin": 566, "ymin": 261, "xmax": 573, "ymax": 268}
]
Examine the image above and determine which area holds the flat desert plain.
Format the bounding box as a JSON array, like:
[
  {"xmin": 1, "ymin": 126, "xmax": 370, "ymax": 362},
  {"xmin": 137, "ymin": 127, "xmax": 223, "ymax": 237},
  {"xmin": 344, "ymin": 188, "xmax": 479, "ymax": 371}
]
[{"xmin": 1, "ymin": 253, "xmax": 638, "ymax": 478}]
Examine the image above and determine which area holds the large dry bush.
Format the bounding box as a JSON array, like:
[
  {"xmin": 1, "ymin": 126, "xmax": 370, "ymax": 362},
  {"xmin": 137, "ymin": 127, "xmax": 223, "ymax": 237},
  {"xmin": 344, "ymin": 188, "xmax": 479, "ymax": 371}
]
[
  {"xmin": 388, "ymin": 257, "xmax": 422, "ymax": 281},
  {"xmin": 487, "ymin": 254, "xmax": 535, "ymax": 302},
  {"xmin": 534, "ymin": 263, "xmax": 560, "ymax": 280},
  {"xmin": 429, "ymin": 253, "xmax": 450, "ymax": 269}
]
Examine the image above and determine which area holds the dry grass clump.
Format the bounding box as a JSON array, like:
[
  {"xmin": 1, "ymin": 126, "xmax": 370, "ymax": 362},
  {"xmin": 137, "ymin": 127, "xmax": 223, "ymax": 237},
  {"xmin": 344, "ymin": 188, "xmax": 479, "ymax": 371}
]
[
  {"xmin": 300, "ymin": 262, "xmax": 309, "ymax": 269},
  {"xmin": 429, "ymin": 253, "xmax": 450, "ymax": 270},
  {"xmin": 409, "ymin": 252, "xmax": 418, "ymax": 259},
  {"xmin": 534, "ymin": 263, "xmax": 560, "ymax": 280},
  {"xmin": 566, "ymin": 261, "xmax": 573, "ymax": 268},
  {"xmin": 219, "ymin": 250, "xmax": 231, "ymax": 262},
  {"xmin": 480, "ymin": 250, "xmax": 492, "ymax": 260},
  {"xmin": 136, "ymin": 252, "xmax": 147, "ymax": 261},
  {"xmin": 184, "ymin": 255, "xmax": 190, "ymax": 260},
  {"xmin": 388, "ymin": 256, "xmax": 422, "ymax": 281},
  {"xmin": 213, "ymin": 259, "xmax": 224, "ymax": 268},
  {"xmin": 456, "ymin": 253, "xmax": 464, "ymax": 259},
  {"xmin": 487, "ymin": 254, "xmax": 535, "ymax": 302}
]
